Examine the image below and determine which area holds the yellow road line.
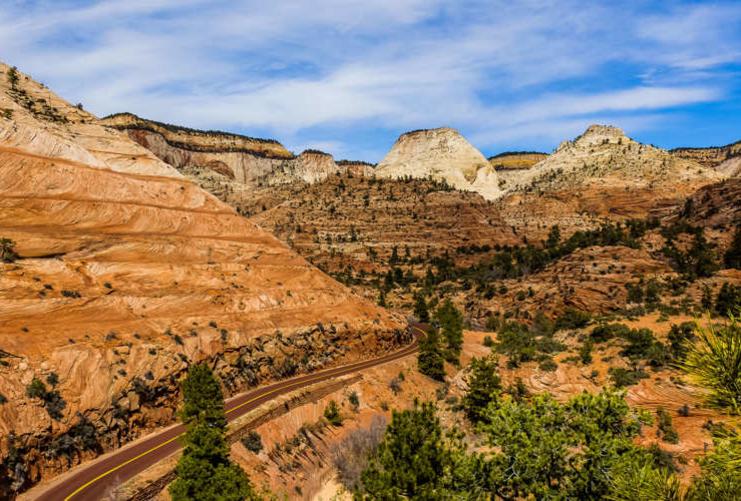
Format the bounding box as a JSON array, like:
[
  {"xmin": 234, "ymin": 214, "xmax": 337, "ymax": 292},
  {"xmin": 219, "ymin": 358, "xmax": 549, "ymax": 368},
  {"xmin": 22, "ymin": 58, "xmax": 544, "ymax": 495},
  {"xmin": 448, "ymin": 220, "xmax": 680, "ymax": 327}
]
[
  {"xmin": 63, "ymin": 434, "xmax": 182, "ymax": 501},
  {"xmin": 63, "ymin": 332, "xmax": 421, "ymax": 500}
]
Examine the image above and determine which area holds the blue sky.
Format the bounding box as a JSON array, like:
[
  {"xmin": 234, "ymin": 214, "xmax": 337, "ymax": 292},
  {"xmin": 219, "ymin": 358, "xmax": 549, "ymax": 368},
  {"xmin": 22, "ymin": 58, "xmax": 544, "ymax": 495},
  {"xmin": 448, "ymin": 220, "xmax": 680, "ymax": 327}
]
[{"xmin": 2, "ymin": 0, "xmax": 740, "ymax": 161}]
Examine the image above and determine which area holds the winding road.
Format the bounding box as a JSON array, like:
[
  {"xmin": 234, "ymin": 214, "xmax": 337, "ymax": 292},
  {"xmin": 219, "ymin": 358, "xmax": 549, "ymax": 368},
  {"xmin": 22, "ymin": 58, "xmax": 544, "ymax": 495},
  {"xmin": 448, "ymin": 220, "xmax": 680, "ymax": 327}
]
[{"xmin": 38, "ymin": 325, "xmax": 423, "ymax": 501}]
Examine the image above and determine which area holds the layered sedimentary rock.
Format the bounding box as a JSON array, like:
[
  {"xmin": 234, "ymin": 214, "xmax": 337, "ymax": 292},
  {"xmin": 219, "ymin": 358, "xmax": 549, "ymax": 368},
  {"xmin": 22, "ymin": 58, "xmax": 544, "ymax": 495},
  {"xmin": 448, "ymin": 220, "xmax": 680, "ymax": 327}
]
[
  {"xmin": 670, "ymin": 139, "xmax": 741, "ymax": 172},
  {"xmin": 261, "ymin": 149, "xmax": 345, "ymax": 186},
  {"xmin": 375, "ymin": 127, "xmax": 502, "ymax": 200},
  {"xmin": 0, "ymin": 63, "xmax": 402, "ymax": 497},
  {"xmin": 488, "ymin": 151, "xmax": 548, "ymax": 189},
  {"xmin": 100, "ymin": 114, "xmax": 350, "ymax": 189}
]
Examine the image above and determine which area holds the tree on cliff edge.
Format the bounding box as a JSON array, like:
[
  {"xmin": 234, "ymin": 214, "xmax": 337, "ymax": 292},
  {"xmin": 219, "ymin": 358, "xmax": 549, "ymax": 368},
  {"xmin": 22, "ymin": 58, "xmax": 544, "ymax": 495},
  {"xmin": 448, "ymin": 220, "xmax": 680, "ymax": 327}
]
[{"xmin": 170, "ymin": 364, "xmax": 258, "ymax": 501}]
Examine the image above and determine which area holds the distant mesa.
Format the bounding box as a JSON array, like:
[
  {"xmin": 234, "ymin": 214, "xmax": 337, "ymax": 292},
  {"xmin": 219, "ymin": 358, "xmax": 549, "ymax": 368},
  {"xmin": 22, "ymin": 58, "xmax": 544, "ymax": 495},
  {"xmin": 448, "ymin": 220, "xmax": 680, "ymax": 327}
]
[{"xmin": 375, "ymin": 127, "xmax": 502, "ymax": 200}]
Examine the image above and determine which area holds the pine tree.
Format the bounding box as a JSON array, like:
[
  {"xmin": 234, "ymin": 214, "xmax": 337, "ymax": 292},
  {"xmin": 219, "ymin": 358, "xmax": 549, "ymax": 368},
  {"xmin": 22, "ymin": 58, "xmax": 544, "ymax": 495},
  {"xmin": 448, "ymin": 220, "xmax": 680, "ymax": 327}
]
[
  {"xmin": 725, "ymin": 224, "xmax": 741, "ymax": 269},
  {"xmin": 413, "ymin": 293, "xmax": 429, "ymax": 323},
  {"xmin": 170, "ymin": 364, "xmax": 257, "ymax": 501},
  {"xmin": 389, "ymin": 246, "xmax": 399, "ymax": 264},
  {"xmin": 435, "ymin": 299, "xmax": 464, "ymax": 364},
  {"xmin": 715, "ymin": 283, "xmax": 740, "ymax": 316},
  {"xmin": 377, "ymin": 289, "xmax": 386, "ymax": 307},
  {"xmin": 360, "ymin": 402, "xmax": 454, "ymax": 498},
  {"xmin": 417, "ymin": 329, "xmax": 445, "ymax": 381},
  {"xmin": 546, "ymin": 224, "xmax": 561, "ymax": 249},
  {"xmin": 462, "ymin": 356, "xmax": 501, "ymax": 423}
]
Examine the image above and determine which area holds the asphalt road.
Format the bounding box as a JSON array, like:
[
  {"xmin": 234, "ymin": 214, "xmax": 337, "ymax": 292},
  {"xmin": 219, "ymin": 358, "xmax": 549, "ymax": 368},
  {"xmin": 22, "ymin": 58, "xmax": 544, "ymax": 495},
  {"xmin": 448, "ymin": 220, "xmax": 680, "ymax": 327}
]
[{"xmin": 40, "ymin": 325, "xmax": 423, "ymax": 501}]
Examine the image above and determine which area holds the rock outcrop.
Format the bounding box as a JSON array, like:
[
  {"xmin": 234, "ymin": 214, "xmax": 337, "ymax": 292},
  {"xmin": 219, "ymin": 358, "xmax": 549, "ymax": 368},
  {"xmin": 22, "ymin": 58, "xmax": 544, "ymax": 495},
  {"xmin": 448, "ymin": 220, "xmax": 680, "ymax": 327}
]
[
  {"xmin": 488, "ymin": 151, "xmax": 548, "ymax": 190},
  {"xmin": 261, "ymin": 149, "xmax": 345, "ymax": 186},
  {"xmin": 375, "ymin": 128, "xmax": 502, "ymax": 200},
  {"xmin": 0, "ymin": 63, "xmax": 402, "ymax": 497},
  {"xmin": 670, "ymin": 139, "xmax": 741, "ymax": 173},
  {"xmin": 337, "ymin": 159, "xmax": 376, "ymax": 177},
  {"xmin": 489, "ymin": 151, "xmax": 548, "ymax": 170},
  {"xmin": 100, "ymin": 114, "xmax": 349, "ymax": 188}
]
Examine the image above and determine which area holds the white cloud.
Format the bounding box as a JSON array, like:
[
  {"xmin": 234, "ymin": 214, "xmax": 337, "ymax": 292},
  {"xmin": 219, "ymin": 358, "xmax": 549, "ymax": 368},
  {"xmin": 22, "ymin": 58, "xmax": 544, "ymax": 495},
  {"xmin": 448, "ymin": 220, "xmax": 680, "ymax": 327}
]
[{"xmin": 1, "ymin": 0, "xmax": 738, "ymax": 158}]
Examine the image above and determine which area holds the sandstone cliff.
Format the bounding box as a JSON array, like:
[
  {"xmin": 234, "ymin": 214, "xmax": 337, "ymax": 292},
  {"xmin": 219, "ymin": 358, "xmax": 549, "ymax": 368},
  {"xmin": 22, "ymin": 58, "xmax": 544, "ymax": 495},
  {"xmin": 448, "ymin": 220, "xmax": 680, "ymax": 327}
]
[
  {"xmin": 670, "ymin": 139, "xmax": 741, "ymax": 173},
  {"xmin": 0, "ymin": 63, "xmax": 402, "ymax": 497},
  {"xmin": 488, "ymin": 151, "xmax": 548, "ymax": 190},
  {"xmin": 99, "ymin": 114, "xmax": 350, "ymax": 189},
  {"xmin": 261, "ymin": 149, "xmax": 345, "ymax": 186},
  {"xmin": 375, "ymin": 128, "xmax": 502, "ymax": 200},
  {"xmin": 488, "ymin": 151, "xmax": 548, "ymax": 170}
]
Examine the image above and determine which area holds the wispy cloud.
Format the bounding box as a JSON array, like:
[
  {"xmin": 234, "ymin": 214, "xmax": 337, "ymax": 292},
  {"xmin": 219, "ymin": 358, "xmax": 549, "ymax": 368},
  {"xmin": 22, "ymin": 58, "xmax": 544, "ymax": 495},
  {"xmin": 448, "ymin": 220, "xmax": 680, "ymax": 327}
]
[{"xmin": 1, "ymin": 0, "xmax": 739, "ymax": 158}]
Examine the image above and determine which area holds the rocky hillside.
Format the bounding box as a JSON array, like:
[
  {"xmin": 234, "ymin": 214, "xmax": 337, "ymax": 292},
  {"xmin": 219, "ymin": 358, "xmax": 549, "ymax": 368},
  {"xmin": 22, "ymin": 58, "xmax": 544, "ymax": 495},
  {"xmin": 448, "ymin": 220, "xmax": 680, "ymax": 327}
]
[
  {"xmin": 491, "ymin": 125, "xmax": 726, "ymax": 239},
  {"xmin": 375, "ymin": 128, "xmax": 502, "ymax": 200},
  {"xmin": 250, "ymin": 174, "xmax": 518, "ymax": 266},
  {"xmin": 512, "ymin": 125, "xmax": 724, "ymax": 192},
  {"xmin": 0, "ymin": 63, "xmax": 403, "ymax": 497}
]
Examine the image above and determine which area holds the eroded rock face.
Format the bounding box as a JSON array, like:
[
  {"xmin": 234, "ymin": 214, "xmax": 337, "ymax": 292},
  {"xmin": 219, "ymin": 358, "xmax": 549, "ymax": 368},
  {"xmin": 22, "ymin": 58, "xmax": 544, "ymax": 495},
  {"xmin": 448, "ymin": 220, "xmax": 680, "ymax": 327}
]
[
  {"xmin": 375, "ymin": 127, "xmax": 502, "ymax": 200},
  {"xmin": 0, "ymin": 63, "xmax": 402, "ymax": 497},
  {"xmin": 489, "ymin": 151, "xmax": 548, "ymax": 170},
  {"xmin": 261, "ymin": 150, "xmax": 345, "ymax": 186},
  {"xmin": 100, "ymin": 114, "xmax": 354, "ymax": 191},
  {"xmin": 671, "ymin": 140, "xmax": 741, "ymax": 170},
  {"xmin": 488, "ymin": 152, "xmax": 548, "ymax": 190},
  {"xmin": 337, "ymin": 160, "xmax": 376, "ymax": 177},
  {"xmin": 100, "ymin": 113, "xmax": 292, "ymax": 186}
]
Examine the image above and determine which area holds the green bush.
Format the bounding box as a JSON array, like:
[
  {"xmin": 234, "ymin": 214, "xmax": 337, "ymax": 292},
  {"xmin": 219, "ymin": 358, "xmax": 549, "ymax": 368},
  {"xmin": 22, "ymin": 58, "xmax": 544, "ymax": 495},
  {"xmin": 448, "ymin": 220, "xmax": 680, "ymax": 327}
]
[
  {"xmin": 667, "ymin": 321, "xmax": 696, "ymax": 361},
  {"xmin": 590, "ymin": 323, "xmax": 631, "ymax": 342},
  {"xmin": 241, "ymin": 431, "xmax": 263, "ymax": 453},
  {"xmin": 609, "ymin": 367, "xmax": 649, "ymax": 388},
  {"xmin": 555, "ymin": 308, "xmax": 591, "ymax": 331},
  {"xmin": 579, "ymin": 339, "xmax": 594, "ymax": 364},
  {"xmin": 324, "ymin": 400, "xmax": 343, "ymax": 426},
  {"xmin": 656, "ymin": 407, "xmax": 679, "ymax": 444},
  {"xmin": 620, "ymin": 328, "xmax": 669, "ymax": 366},
  {"xmin": 715, "ymin": 282, "xmax": 741, "ymax": 316},
  {"xmin": 724, "ymin": 224, "xmax": 741, "ymax": 269},
  {"xmin": 349, "ymin": 391, "xmax": 360, "ymax": 411},
  {"xmin": 538, "ymin": 357, "xmax": 558, "ymax": 372},
  {"xmin": 0, "ymin": 237, "xmax": 17, "ymax": 262}
]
